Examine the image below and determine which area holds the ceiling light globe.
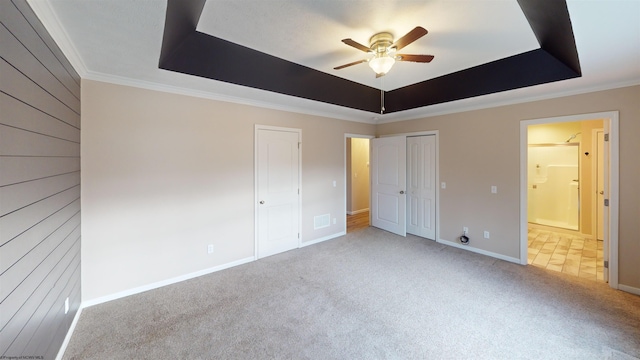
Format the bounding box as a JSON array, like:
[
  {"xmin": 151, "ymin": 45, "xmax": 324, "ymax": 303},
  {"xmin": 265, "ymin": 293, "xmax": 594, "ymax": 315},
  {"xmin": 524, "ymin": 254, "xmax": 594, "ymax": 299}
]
[{"xmin": 369, "ymin": 56, "xmax": 395, "ymax": 75}]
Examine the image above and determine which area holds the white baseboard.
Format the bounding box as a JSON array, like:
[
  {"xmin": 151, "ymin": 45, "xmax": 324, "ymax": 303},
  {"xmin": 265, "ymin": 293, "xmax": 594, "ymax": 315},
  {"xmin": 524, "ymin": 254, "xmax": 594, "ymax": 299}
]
[
  {"xmin": 55, "ymin": 305, "xmax": 83, "ymax": 360},
  {"xmin": 82, "ymin": 256, "xmax": 255, "ymax": 308},
  {"xmin": 347, "ymin": 208, "xmax": 369, "ymax": 216},
  {"xmin": 437, "ymin": 238, "xmax": 521, "ymax": 264},
  {"xmin": 618, "ymin": 284, "xmax": 640, "ymax": 296},
  {"xmin": 301, "ymin": 231, "xmax": 346, "ymax": 247}
]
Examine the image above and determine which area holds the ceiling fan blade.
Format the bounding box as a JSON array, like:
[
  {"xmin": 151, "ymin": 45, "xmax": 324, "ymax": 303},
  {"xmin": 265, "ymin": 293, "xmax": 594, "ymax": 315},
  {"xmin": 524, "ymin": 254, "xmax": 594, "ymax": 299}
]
[
  {"xmin": 396, "ymin": 54, "xmax": 434, "ymax": 63},
  {"xmin": 392, "ymin": 26, "xmax": 428, "ymax": 51},
  {"xmin": 341, "ymin": 38, "xmax": 372, "ymax": 53},
  {"xmin": 334, "ymin": 59, "xmax": 368, "ymax": 70}
]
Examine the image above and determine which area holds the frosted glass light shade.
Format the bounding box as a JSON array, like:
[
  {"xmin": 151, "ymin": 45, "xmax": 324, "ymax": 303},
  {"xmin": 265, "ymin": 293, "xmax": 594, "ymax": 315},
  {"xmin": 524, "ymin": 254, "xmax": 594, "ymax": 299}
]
[{"xmin": 369, "ymin": 56, "xmax": 395, "ymax": 75}]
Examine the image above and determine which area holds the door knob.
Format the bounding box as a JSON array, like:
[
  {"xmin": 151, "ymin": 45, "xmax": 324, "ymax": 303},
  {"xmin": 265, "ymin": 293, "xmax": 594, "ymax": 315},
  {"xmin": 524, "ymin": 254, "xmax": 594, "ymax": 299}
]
[
  {"xmin": 400, "ymin": 190, "xmax": 405, "ymax": 194},
  {"xmin": 599, "ymin": 191, "xmax": 604, "ymax": 195},
  {"xmin": 259, "ymin": 200, "xmax": 265, "ymax": 204}
]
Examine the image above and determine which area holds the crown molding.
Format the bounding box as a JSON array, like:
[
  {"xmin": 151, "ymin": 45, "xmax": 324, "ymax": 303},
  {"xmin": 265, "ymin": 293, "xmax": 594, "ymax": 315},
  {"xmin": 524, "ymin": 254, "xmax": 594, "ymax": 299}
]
[
  {"xmin": 83, "ymin": 71, "xmax": 378, "ymax": 124},
  {"xmin": 376, "ymin": 79, "xmax": 640, "ymax": 124},
  {"xmin": 27, "ymin": 0, "xmax": 88, "ymax": 77}
]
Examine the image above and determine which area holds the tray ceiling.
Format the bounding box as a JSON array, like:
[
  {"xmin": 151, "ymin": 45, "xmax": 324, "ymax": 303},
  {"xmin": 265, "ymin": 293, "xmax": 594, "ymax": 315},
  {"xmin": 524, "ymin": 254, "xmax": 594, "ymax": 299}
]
[{"xmin": 29, "ymin": 0, "xmax": 640, "ymax": 122}]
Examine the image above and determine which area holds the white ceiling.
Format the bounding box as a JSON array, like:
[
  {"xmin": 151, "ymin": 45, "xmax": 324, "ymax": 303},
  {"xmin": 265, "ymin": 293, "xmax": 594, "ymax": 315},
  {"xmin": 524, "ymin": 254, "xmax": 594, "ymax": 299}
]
[{"xmin": 29, "ymin": 0, "xmax": 640, "ymax": 123}]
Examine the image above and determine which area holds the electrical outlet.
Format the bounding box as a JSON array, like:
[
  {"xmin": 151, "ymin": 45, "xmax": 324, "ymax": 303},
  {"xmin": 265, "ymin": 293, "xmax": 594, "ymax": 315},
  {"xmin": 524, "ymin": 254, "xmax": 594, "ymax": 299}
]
[
  {"xmin": 332, "ymin": 180, "xmax": 336, "ymax": 187},
  {"xmin": 64, "ymin": 297, "xmax": 69, "ymax": 314},
  {"xmin": 207, "ymin": 244, "xmax": 214, "ymax": 254},
  {"xmin": 441, "ymin": 182, "xmax": 446, "ymax": 189},
  {"xmin": 332, "ymin": 218, "xmax": 336, "ymax": 225},
  {"xmin": 483, "ymin": 231, "xmax": 490, "ymax": 239},
  {"xmin": 491, "ymin": 186, "xmax": 497, "ymax": 194},
  {"xmin": 463, "ymin": 227, "xmax": 468, "ymax": 235}
]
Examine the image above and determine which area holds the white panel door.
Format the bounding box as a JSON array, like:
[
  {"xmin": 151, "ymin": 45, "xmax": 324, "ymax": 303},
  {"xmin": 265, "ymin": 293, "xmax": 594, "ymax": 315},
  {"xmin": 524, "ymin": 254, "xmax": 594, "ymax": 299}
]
[
  {"xmin": 407, "ymin": 136, "xmax": 436, "ymax": 239},
  {"xmin": 371, "ymin": 136, "xmax": 406, "ymax": 236},
  {"xmin": 257, "ymin": 129, "xmax": 300, "ymax": 258},
  {"xmin": 596, "ymin": 130, "xmax": 605, "ymax": 241}
]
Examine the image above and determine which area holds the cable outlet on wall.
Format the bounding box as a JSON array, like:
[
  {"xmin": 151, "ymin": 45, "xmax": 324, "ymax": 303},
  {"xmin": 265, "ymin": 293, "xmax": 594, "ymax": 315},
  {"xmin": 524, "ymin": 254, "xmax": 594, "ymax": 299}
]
[
  {"xmin": 207, "ymin": 244, "xmax": 214, "ymax": 254},
  {"xmin": 483, "ymin": 231, "xmax": 490, "ymax": 239}
]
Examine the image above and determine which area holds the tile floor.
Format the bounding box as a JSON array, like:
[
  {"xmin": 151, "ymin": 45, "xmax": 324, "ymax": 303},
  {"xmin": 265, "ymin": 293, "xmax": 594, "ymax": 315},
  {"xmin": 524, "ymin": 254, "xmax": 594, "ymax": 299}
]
[{"xmin": 528, "ymin": 225, "xmax": 604, "ymax": 282}]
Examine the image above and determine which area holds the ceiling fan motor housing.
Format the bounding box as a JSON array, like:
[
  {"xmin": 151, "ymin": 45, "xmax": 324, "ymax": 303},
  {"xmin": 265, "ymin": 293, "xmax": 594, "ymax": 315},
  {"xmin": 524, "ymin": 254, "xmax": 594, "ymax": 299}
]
[{"xmin": 369, "ymin": 32, "xmax": 395, "ymax": 55}]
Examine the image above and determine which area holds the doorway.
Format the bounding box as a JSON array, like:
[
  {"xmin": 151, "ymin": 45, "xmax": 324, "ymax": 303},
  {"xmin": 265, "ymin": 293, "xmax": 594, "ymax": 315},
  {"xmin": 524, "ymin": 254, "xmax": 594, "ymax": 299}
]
[
  {"xmin": 345, "ymin": 134, "xmax": 373, "ymax": 233},
  {"xmin": 520, "ymin": 112, "xmax": 619, "ymax": 288}
]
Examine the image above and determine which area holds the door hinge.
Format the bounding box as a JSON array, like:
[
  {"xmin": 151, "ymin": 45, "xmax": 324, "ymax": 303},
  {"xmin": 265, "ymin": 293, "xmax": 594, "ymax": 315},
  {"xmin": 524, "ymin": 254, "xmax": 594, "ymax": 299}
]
[
  {"xmin": 604, "ymin": 260, "xmax": 609, "ymax": 269},
  {"xmin": 298, "ymin": 142, "xmax": 301, "ymax": 149},
  {"xmin": 604, "ymin": 199, "xmax": 609, "ymax": 206},
  {"xmin": 298, "ymin": 188, "xmax": 300, "ymax": 195},
  {"xmin": 604, "ymin": 133, "xmax": 609, "ymax": 141},
  {"xmin": 298, "ymin": 233, "xmax": 300, "ymax": 239}
]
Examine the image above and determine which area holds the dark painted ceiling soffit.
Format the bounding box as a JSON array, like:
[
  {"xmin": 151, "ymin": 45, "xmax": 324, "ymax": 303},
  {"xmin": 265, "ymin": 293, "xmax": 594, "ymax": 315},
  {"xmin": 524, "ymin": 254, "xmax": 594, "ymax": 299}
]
[{"xmin": 159, "ymin": 0, "xmax": 581, "ymax": 115}]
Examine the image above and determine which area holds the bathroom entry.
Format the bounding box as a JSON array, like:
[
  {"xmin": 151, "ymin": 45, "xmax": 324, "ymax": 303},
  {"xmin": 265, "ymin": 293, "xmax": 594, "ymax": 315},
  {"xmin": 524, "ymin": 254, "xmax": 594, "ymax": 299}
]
[{"xmin": 526, "ymin": 119, "xmax": 607, "ymax": 281}]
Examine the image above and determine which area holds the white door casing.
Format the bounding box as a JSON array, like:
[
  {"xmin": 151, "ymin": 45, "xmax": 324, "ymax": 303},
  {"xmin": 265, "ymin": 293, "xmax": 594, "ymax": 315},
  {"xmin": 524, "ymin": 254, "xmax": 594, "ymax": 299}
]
[
  {"xmin": 407, "ymin": 136, "xmax": 436, "ymax": 240},
  {"xmin": 520, "ymin": 112, "xmax": 618, "ymax": 289},
  {"xmin": 371, "ymin": 136, "xmax": 406, "ymax": 236},
  {"xmin": 256, "ymin": 127, "xmax": 300, "ymax": 259}
]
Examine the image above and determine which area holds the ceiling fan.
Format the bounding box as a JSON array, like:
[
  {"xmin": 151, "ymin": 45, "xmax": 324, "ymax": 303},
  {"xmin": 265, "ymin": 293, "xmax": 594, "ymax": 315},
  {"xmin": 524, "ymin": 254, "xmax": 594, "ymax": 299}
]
[{"xmin": 334, "ymin": 26, "xmax": 434, "ymax": 77}]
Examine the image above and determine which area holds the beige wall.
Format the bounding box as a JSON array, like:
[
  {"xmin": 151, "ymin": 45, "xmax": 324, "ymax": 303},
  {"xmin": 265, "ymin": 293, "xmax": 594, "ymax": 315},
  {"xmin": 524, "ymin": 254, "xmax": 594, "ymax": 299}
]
[
  {"xmin": 377, "ymin": 85, "xmax": 640, "ymax": 290},
  {"xmin": 81, "ymin": 79, "xmax": 374, "ymax": 301}
]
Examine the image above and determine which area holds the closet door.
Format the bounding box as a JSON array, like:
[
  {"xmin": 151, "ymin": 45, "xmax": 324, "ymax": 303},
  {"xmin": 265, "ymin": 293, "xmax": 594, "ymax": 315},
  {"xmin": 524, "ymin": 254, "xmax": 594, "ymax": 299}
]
[
  {"xmin": 371, "ymin": 136, "xmax": 406, "ymax": 236},
  {"xmin": 407, "ymin": 136, "xmax": 436, "ymax": 239}
]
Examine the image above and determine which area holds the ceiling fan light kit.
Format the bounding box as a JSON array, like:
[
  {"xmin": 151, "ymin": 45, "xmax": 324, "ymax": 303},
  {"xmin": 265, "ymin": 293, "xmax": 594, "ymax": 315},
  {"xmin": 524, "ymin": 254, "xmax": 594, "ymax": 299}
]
[{"xmin": 369, "ymin": 55, "xmax": 396, "ymax": 76}]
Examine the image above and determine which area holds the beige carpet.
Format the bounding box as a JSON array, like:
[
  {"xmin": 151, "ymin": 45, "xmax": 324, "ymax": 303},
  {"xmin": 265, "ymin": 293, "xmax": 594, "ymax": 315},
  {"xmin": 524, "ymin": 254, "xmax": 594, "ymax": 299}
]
[{"xmin": 63, "ymin": 227, "xmax": 640, "ymax": 359}]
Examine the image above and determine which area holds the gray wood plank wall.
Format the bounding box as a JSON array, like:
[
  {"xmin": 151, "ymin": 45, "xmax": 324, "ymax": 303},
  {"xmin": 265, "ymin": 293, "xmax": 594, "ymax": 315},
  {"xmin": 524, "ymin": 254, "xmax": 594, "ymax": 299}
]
[{"xmin": 0, "ymin": 1, "xmax": 81, "ymax": 359}]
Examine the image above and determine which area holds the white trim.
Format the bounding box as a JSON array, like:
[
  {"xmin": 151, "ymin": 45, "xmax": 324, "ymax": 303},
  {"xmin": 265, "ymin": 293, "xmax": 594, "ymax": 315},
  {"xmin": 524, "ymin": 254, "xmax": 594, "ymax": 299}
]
[
  {"xmin": 618, "ymin": 285, "xmax": 640, "ymax": 296},
  {"xmin": 520, "ymin": 111, "xmax": 619, "ymax": 288},
  {"xmin": 27, "ymin": 0, "xmax": 88, "ymax": 76},
  {"xmin": 82, "ymin": 256, "xmax": 255, "ymax": 308},
  {"xmin": 347, "ymin": 208, "xmax": 369, "ymax": 215},
  {"xmin": 55, "ymin": 305, "xmax": 83, "ymax": 360},
  {"xmin": 437, "ymin": 239, "xmax": 521, "ymax": 264},
  {"xmin": 344, "ymin": 134, "xmax": 375, "ymax": 235},
  {"xmin": 254, "ymin": 125, "xmax": 302, "ymax": 258},
  {"xmin": 376, "ymin": 80, "xmax": 640, "ymax": 124},
  {"xmin": 301, "ymin": 231, "xmax": 346, "ymax": 247},
  {"xmin": 84, "ymin": 72, "xmax": 377, "ymax": 124}
]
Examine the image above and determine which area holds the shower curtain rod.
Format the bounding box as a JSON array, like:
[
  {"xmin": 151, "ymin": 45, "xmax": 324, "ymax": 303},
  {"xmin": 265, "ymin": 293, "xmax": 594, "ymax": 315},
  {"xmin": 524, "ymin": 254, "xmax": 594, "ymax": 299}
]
[{"xmin": 528, "ymin": 143, "xmax": 580, "ymax": 147}]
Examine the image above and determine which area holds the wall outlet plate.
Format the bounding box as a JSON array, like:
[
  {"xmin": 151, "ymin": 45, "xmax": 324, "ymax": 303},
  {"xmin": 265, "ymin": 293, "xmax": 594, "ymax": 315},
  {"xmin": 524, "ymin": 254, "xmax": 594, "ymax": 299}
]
[
  {"xmin": 207, "ymin": 244, "xmax": 214, "ymax": 254},
  {"xmin": 483, "ymin": 231, "xmax": 490, "ymax": 239}
]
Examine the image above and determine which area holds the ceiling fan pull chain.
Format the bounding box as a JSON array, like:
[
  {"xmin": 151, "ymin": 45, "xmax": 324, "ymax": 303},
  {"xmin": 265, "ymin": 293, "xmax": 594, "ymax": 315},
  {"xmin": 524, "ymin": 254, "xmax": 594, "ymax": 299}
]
[{"xmin": 380, "ymin": 89, "xmax": 385, "ymax": 114}]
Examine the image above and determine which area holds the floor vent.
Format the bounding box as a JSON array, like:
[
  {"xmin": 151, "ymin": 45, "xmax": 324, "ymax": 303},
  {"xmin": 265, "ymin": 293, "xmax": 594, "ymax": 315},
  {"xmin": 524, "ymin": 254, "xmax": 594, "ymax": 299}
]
[{"xmin": 314, "ymin": 214, "xmax": 330, "ymax": 229}]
